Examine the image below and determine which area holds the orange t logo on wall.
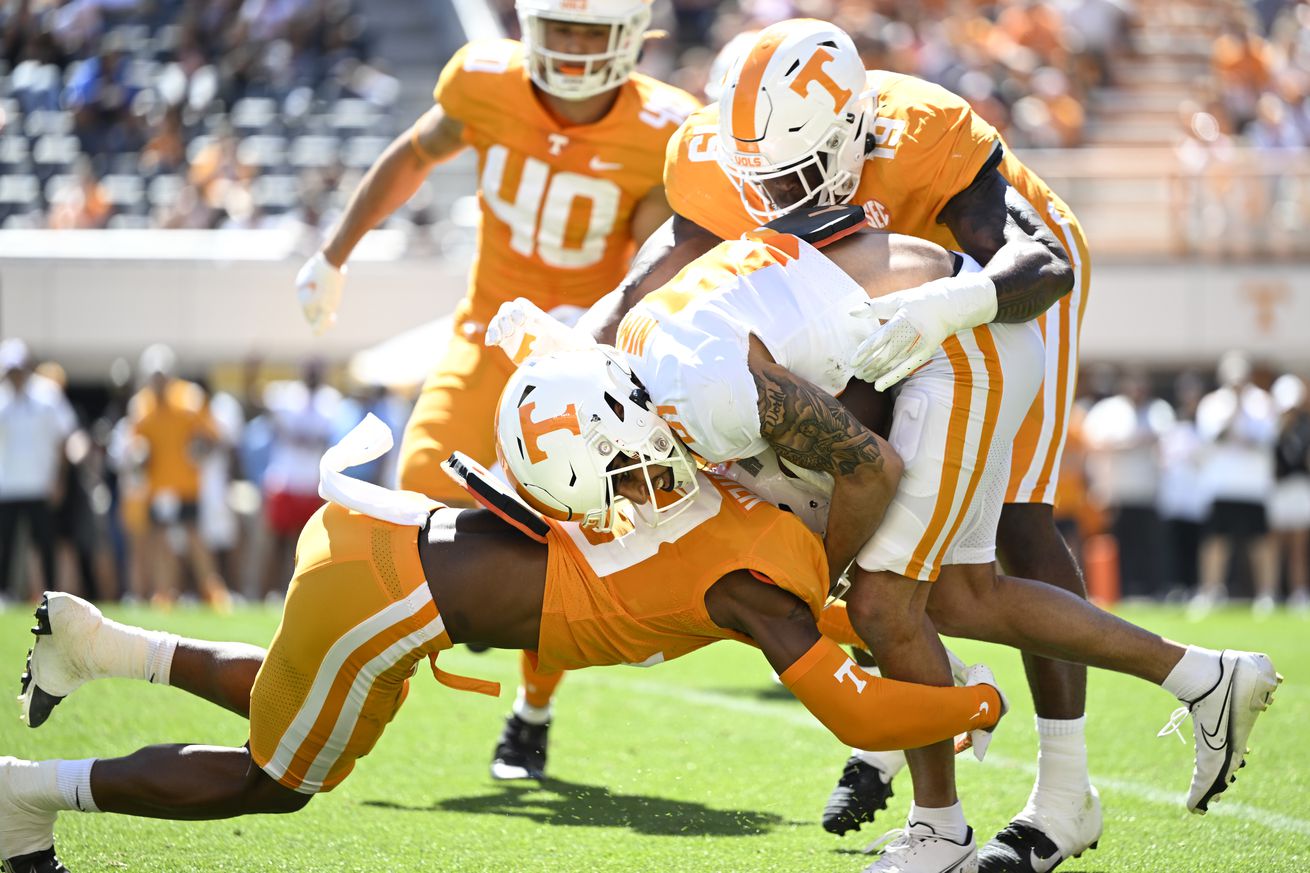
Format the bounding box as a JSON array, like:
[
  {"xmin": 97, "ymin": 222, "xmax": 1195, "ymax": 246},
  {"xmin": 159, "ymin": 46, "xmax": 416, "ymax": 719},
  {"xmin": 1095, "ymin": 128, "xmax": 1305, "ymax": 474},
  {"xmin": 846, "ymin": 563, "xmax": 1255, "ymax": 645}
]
[
  {"xmin": 788, "ymin": 48, "xmax": 853, "ymax": 109},
  {"xmin": 519, "ymin": 402, "xmax": 582, "ymax": 463}
]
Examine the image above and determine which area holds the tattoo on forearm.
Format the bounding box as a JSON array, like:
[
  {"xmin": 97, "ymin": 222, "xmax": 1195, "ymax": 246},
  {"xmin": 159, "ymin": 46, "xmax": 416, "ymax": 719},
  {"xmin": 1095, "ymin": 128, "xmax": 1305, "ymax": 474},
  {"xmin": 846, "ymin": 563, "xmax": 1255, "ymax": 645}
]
[
  {"xmin": 753, "ymin": 363, "xmax": 884, "ymax": 476},
  {"xmin": 940, "ymin": 169, "xmax": 1074, "ymax": 323}
]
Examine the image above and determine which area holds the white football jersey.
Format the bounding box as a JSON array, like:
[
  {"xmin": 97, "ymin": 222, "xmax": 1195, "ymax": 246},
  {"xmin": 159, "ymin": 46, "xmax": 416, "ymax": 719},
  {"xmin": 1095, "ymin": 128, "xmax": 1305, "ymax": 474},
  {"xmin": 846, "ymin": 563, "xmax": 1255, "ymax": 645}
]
[{"xmin": 615, "ymin": 233, "xmax": 869, "ymax": 464}]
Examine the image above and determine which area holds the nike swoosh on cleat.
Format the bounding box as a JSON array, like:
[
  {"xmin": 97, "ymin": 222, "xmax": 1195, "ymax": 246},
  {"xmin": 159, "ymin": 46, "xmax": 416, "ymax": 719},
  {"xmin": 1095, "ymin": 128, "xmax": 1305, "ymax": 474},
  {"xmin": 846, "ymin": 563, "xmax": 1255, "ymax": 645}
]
[{"xmin": 1029, "ymin": 848, "xmax": 1061, "ymax": 873}]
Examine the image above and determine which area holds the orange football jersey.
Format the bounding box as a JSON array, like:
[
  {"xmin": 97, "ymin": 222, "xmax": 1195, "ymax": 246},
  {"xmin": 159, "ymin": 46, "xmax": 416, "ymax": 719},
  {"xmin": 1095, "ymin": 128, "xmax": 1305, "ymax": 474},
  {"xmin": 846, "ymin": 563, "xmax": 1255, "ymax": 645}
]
[
  {"xmin": 128, "ymin": 379, "xmax": 218, "ymax": 501},
  {"xmin": 434, "ymin": 39, "xmax": 701, "ymax": 325},
  {"xmin": 533, "ymin": 472, "xmax": 830, "ymax": 673},
  {"xmin": 665, "ymin": 71, "xmax": 1079, "ymax": 256}
]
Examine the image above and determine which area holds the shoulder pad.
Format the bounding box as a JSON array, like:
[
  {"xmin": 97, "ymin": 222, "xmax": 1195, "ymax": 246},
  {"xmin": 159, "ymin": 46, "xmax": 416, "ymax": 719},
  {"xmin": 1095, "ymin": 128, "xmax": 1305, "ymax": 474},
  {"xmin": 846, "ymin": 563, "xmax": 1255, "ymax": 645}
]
[
  {"xmin": 758, "ymin": 205, "xmax": 866, "ymax": 249},
  {"xmin": 442, "ymin": 451, "xmax": 550, "ymax": 543}
]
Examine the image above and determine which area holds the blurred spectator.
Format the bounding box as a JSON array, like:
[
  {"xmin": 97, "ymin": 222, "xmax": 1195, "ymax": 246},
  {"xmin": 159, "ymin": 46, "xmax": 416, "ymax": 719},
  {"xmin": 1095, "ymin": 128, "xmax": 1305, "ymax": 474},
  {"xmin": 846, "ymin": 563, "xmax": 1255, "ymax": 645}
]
[
  {"xmin": 1270, "ymin": 373, "xmax": 1310, "ymax": 613},
  {"xmin": 1083, "ymin": 369, "xmax": 1173, "ymax": 597},
  {"xmin": 1213, "ymin": 19, "xmax": 1275, "ymax": 132},
  {"xmin": 259, "ymin": 359, "xmax": 337, "ymax": 598},
  {"xmin": 63, "ymin": 28, "xmax": 143, "ymax": 156},
  {"xmin": 197, "ymin": 380, "xmax": 245, "ymax": 589},
  {"xmin": 333, "ymin": 383, "xmax": 411, "ymax": 487},
  {"xmin": 0, "ymin": 339, "xmax": 76, "ymax": 602},
  {"xmin": 1157, "ymin": 373, "xmax": 1210, "ymax": 597},
  {"xmin": 1192, "ymin": 352, "xmax": 1280, "ymax": 616},
  {"xmin": 127, "ymin": 344, "xmax": 232, "ymax": 609},
  {"xmin": 47, "ymin": 157, "xmax": 112, "ymax": 229}
]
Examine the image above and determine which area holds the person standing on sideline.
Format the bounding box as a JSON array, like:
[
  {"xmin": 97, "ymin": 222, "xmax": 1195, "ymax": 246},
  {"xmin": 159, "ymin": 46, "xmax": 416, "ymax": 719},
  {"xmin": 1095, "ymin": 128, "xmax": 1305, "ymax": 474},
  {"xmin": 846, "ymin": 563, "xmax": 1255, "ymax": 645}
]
[{"xmin": 0, "ymin": 340, "xmax": 76, "ymax": 602}]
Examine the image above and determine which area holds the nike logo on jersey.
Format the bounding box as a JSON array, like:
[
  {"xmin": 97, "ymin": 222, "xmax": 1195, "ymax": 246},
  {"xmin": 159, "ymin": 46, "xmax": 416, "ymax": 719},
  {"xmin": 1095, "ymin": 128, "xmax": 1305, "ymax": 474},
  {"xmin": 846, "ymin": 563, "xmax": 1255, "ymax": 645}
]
[
  {"xmin": 589, "ymin": 156, "xmax": 623, "ymax": 172},
  {"xmin": 1029, "ymin": 848, "xmax": 1061, "ymax": 873}
]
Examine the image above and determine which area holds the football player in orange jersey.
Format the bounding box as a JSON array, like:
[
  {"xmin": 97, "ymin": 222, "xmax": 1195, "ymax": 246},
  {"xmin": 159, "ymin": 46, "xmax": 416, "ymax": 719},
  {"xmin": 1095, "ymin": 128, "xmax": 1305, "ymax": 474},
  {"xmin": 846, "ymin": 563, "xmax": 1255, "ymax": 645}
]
[
  {"xmin": 501, "ymin": 216, "xmax": 1279, "ymax": 873},
  {"xmin": 293, "ymin": 0, "xmax": 700, "ymax": 783},
  {"xmin": 581, "ymin": 17, "xmax": 1103, "ymax": 872},
  {"xmin": 0, "ymin": 409, "xmax": 1008, "ymax": 873}
]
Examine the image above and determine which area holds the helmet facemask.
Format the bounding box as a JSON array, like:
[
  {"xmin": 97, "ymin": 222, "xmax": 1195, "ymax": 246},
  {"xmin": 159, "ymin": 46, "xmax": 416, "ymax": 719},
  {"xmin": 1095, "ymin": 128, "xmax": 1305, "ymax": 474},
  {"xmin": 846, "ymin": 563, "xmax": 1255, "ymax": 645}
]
[
  {"xmin": 722, "ymin": 98, "xmax": 871, "ymax": 224},
  {"xmin": 592, "ymin": 423, "xmax": 700, "ymax": 533},
  {"xmin": 518, "ymin": 4, "xmax": 652, "ymax": 101}
]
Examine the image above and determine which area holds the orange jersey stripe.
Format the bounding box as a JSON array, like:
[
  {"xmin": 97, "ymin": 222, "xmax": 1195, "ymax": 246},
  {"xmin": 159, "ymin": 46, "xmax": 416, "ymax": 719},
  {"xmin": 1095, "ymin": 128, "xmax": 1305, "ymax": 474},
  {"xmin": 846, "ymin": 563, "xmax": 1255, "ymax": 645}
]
[
  {"xmin": 927, "ymin": 328, "xmax": 1004, "ymax": 571},
  {"xmin": 905, "ymin": 337, "xmax": 974, "ymax": 579}
]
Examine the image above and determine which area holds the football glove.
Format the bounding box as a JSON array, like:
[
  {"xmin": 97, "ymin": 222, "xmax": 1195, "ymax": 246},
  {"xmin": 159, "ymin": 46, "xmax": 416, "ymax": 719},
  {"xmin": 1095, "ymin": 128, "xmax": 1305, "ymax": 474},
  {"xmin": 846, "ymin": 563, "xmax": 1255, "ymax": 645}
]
[
  {"xmin": 850, "ymin": 271, "xmax": 997, "ymax": 391},
  {"xmin": 484, "ymin": 298, "xmax": 596, "ymax": 366},
  {"xmin": 296, "ymin": 252, "xmax": 346, "ymax": 336}
]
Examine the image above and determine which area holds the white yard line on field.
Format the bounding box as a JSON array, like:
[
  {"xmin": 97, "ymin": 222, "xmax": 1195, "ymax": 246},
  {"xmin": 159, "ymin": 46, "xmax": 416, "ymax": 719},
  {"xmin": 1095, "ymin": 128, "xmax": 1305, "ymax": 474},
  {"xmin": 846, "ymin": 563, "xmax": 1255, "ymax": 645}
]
[{"xmin": 584, "ymin": 674, "xmax": 1310, "ymax": 838}]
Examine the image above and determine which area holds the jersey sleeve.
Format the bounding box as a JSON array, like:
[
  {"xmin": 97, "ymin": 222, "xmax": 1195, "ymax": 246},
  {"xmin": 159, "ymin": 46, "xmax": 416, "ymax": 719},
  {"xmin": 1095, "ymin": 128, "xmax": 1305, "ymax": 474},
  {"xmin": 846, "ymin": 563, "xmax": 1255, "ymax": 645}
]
[
  {"xmin": 893, "ymin": 78, "xmax": 1003, "ymax": 219},
  {"xmin": 673, "ymin": 334, "xmax": 767, "ymax": 463},
  {"xmin": 663, "ymin": 107, "xmax": 754, "ymax": 241},
  {"xmin": 741, "ymin": 511, "xmax": 831, "ymax": 615},
  {"xmin": 431, "ymin": 39, "xmax": 521, "ymax": 128}
]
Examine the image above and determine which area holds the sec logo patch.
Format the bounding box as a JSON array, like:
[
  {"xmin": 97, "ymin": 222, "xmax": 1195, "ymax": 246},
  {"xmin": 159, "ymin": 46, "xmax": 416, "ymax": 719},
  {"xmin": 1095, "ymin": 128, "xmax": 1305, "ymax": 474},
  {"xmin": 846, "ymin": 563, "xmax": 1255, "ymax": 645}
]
[{"xmin": 862, "ymin": 199, "xmax": 891, "ymax": 229}]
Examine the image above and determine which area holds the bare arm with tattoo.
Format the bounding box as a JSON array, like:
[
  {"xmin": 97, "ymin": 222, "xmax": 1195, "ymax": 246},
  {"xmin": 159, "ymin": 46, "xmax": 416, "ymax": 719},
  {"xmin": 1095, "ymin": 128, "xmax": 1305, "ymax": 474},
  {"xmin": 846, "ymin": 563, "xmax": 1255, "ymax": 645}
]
[
  {"xmin": 747, "ymin": 338, "xmax": 903, "ymax": 587},
  {"xmin": 938, "ymin": 167, "xmax": 1074, "ymax": 323}
]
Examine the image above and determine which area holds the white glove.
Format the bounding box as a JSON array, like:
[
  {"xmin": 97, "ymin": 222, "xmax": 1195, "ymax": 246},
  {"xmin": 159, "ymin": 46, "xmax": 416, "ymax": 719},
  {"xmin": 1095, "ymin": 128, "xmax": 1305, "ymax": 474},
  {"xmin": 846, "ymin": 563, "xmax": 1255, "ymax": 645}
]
[
  {"xmin": 850, "ymin": 271, "xmax": 997, "ymax": 391},
  {"xmin": 485, "ymin": 297, "xmax": 596, "ymax": 366},
  {"xmin": 296, "ymin": 252, "xmax": 346, "ymax": 336}
]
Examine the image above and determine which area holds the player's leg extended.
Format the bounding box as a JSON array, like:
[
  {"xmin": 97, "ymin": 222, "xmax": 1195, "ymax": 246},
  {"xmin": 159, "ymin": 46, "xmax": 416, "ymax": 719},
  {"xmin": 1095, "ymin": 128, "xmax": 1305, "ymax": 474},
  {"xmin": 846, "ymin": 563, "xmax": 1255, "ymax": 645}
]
[
  {"xmin": 20, "ymin": 592, "xmax": 265, "ymax": 727},
  {"xmin": 398, "ymin": 329, "xmax": 513, "ymax": 504},
  {"xmin": 985, "ymin": 216, "xmax": 1097, "ymax": 872},
  {"xmin": 928, "ymin": 564, "xmax": 1280, "ymax": 812},
  {"xmin": 845, "ymin": 569, "xmax": 975, "ymax": 870},
  {"xmin": 492, "ymin": 652, "xmax": 563, "ymax": 780}
]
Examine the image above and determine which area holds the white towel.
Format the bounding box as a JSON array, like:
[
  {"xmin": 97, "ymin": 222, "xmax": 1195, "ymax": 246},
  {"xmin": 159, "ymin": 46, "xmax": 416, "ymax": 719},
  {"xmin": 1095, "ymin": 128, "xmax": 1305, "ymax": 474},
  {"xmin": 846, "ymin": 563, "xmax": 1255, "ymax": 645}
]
[{"xmin": 318, "ymin": 414, "xmax": 440, "ymax": 527}]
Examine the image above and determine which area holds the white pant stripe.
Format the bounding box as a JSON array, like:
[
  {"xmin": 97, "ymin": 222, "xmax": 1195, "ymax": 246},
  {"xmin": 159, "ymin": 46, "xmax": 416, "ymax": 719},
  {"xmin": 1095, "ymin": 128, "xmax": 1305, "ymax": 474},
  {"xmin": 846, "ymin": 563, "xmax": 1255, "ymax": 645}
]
[
  {"xmin": 264, "ymin": 582, "xmax": 435, "ymax": 783},
  {"xmin": 301, "ymin": 614, "xmax": 447, "ymax": 790}
]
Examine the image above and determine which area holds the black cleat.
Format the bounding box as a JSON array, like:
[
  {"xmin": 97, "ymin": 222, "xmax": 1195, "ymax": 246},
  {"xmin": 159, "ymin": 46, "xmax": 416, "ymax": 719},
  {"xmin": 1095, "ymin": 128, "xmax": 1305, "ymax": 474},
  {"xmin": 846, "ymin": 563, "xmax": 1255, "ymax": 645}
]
[
  {"xmin": 978, "ymin": 821, "xmax": 1098, "ymax": 873},
  {"xmin": 490, "ymin": 714, "xmax": 549, "ymax": 781},
  {"xmin": 822, "ymin": 756, "xmax": 894, "ymax": 835},
  {"xmin": 2, "ymin": 847, "xmax": 70, "ymax": 873}
]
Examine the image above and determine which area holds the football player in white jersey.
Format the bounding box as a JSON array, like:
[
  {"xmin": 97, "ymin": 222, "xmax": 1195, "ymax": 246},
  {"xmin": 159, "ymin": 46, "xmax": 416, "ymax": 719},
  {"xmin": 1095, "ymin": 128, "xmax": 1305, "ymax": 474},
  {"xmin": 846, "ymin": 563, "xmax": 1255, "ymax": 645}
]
[{"xmin": 490, "ymin": 215, "xmax": 1281, "ymax": 873}]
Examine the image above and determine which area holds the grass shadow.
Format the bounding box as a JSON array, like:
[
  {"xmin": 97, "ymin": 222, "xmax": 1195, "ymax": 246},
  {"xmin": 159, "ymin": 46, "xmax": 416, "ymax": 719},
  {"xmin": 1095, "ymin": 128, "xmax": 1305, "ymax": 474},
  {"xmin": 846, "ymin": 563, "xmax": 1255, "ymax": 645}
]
[{"xmin": 364, "ymin": 777, "xmax": 794, "ymax": 837}]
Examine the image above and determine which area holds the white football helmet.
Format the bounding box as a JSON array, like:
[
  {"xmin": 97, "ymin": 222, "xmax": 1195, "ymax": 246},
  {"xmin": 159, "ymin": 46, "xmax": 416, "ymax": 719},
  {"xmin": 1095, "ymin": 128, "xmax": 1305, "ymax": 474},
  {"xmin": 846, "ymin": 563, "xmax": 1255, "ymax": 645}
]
[
  {"xmin": 495, "ymin": 347, "xmax": 699, "ymax": 532},
  {"xmin": 517, "ymin": 0, "xmax": 652, "ymax": 101},
  {"xmin": 717, "ymin": 19, "xmax": 873, "ymax": 223}
]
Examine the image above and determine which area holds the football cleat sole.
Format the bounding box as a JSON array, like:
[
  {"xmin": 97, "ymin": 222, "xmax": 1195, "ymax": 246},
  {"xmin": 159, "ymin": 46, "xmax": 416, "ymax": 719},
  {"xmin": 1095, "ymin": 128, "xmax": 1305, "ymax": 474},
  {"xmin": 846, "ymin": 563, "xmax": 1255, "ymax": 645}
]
[{"xmin": 16, "ymin": 597, "xmax": 66, "ymax": 729}]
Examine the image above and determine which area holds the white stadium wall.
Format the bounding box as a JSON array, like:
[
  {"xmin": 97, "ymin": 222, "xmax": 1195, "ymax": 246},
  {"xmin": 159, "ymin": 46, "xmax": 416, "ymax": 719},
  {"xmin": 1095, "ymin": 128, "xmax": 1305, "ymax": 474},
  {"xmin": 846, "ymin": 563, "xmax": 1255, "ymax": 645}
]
[{"xmin": 2, "ymin": 229, "xmax": 1308, "ymax": 378}]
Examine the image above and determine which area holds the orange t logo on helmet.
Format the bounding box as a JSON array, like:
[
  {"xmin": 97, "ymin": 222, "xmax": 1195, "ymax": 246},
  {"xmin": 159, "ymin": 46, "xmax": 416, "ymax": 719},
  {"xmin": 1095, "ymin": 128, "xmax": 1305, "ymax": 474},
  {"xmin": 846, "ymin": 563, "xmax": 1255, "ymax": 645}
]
[
  {"xmin": 519, "ymin": 402, "xmax": 582, "ymax": 463},
  {"xmin": 788, "ymin": 47, "xmax": 853, "ymax": 109}
]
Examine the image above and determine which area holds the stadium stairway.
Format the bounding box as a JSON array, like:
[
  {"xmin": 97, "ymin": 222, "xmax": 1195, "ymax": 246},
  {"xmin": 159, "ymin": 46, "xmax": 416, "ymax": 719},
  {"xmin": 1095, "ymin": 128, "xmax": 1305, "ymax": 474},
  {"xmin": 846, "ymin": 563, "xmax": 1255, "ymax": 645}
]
[{"xmin": 1082, "ymin": 0, "xmax": 1240, "ymax": 147}]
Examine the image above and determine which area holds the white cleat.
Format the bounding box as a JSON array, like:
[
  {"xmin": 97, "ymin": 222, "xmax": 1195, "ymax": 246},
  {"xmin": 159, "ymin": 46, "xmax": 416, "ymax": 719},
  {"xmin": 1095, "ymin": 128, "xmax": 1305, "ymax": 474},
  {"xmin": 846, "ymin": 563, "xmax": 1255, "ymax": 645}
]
[
  {"xmin": 0, "ymin": 757, "xmax": 57, "ymax": 861},
  {"xmin": 1158, "ymin": 649, "xmax": 1281, "ymax": 813},
  {"xmin": 977, "ymin": 787, "xmax": 1102, "ymax": 872},
  {"xmin": 958, "ymin": 664, "xmax": 1008, "ymax": 762},
  {"xmin": 862, "ymin": 821, "xmax": 977, "ymax": 873},
  {"xmin": 19, "ymin": 593, "xmax": 111, "ymax": 728}
]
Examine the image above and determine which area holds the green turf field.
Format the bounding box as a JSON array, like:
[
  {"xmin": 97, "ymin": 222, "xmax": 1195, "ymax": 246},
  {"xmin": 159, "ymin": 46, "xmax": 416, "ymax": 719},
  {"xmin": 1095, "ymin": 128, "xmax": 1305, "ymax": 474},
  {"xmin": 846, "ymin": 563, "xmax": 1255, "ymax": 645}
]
[{"xmin": 0, "ymin": 602, "xmax": 1304, "ymax": 872}]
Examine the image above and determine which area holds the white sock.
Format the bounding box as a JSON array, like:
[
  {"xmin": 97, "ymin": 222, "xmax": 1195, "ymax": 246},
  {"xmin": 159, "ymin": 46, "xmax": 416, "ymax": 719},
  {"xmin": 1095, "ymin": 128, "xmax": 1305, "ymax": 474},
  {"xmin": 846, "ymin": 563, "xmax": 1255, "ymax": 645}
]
[
  {"xmin": 1161, "ymin": 646, "xmax": 1222, "ymax": 703},
  {"xmin": 908, "ymin": 801, "xmax": 968, "ymax": 843},
  {"xmin": 512, "ymin": 687, "xmax": 551, "ymax": 725},
  {"xmin": 852, "ymin": 748, "xmax": 906, "ymax": 781},
  {"xmin": 55, "ymin": 759, "xmax": 100, "ymax": 813},
  {"xmin": 94, "ymin": 617, "xmax": 178, "ymax": 685},
  {"xmin": 16, "ymin": 760, "xmax": 99, "ymax": 813},
  {"xmin": 1032, "ymin": 716, "xmax": 1092, "ymax": 804}
]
